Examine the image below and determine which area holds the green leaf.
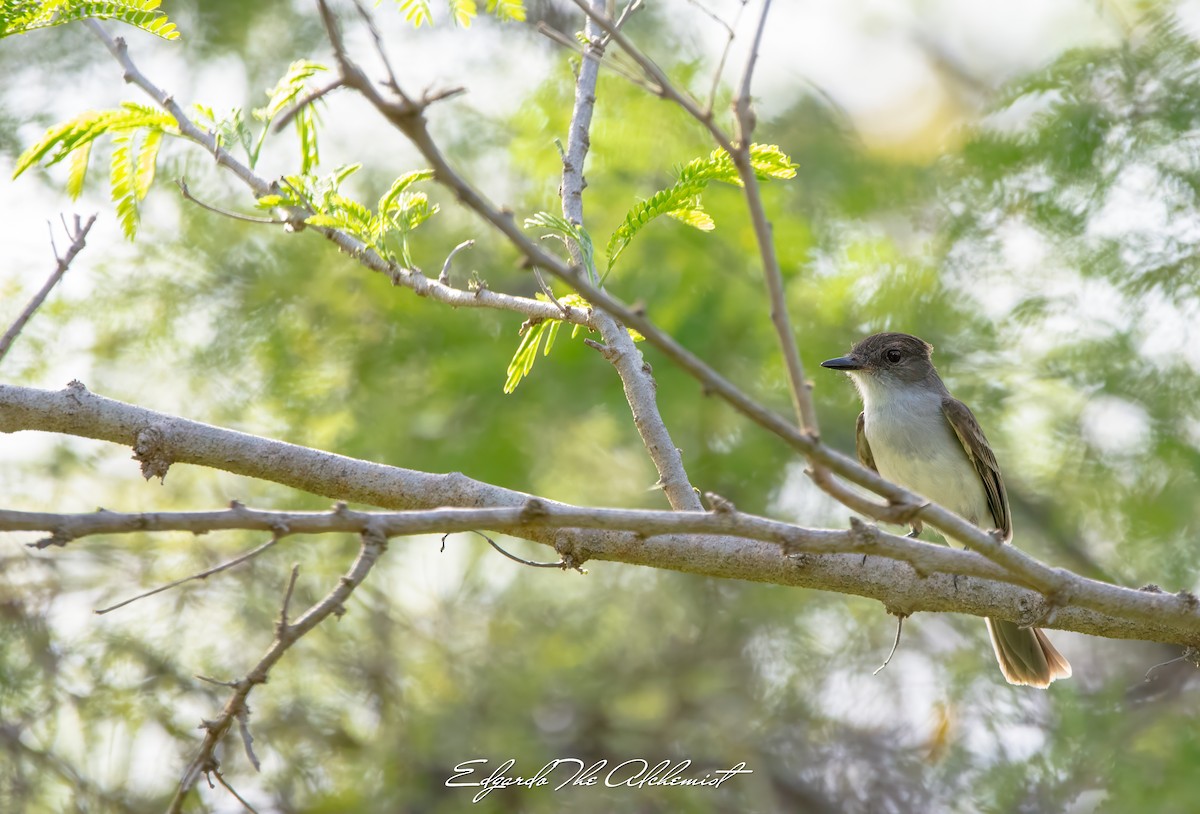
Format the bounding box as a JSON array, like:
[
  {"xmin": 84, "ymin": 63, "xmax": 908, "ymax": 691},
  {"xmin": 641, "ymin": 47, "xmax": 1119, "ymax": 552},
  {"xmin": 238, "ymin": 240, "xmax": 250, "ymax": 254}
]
[
  {"xmin": 1, "ymin": 0, "xmax": 180, "ymax": 40},
  {"xmin": 303, "ymin": 214, "xmax": 344, "ymax": 229},
  {"xmin": 378, "ymin": 169, "xmax": 436, "ymax": 215},
  {"xmin": 449, "ymin": 0, "xmax": 477, "ymax": 26},
  {"xmin": 747, "ymin": 143, "xmax": 799, "ymax": 180},
  {"xmin": 605, "ymin": 144, "xmax": 796, "ymax": 271},
  {"xmin": 12, "ymin": 102, "xmax": 174, "ymax": 179},
  {"xmin": 666, "ymin": 206, "xmax": 715, "ymax": 231},
  {"xmin": 503, "ymin": 293, "xmax": 591, "ymax": 393},
  {"xmin": 486, "ymin": 0, "xmax": 525, "ymax": 22},
  {"xmin": 15, "ymin": 102, "xmax": 177, "ymax": 239},
  {"xmin": 256, "ymin": 60, "xmax": 328, "ymax": 171},
  {"xmin": 296, "ymin": 106, "xmax": 320, "ymax": 174},
  {"xmin": 134, "ymin": 127, "xmax": 163, "ymax": 200},
  {"xmin": 261, "ymin": 60, "xmax": 329, "ymax": 120},
  {"xmin": 525, "ymin": 211, "xmax": 596, "ymax": 282},
  {"xmin": 331, "ymin": 163, "xmax": 362, "ymax": 187},
  {"xmin": 394, "ymin": 0, "xmax": 433, "ymax": 27},
  {"xmin": 65, "ymin": 139, "xmax": 91, "ymax": 200},
  {"xmin": 110, "ymin": 130, "xmax": 139, "ymax": 240}
]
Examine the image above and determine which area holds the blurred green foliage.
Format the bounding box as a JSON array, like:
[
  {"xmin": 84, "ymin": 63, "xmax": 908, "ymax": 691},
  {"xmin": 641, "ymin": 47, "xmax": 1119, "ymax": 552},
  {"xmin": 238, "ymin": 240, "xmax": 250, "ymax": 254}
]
[{"xmin": 3, "ymin": 2, "xmax": 1200, "ymax": 813}]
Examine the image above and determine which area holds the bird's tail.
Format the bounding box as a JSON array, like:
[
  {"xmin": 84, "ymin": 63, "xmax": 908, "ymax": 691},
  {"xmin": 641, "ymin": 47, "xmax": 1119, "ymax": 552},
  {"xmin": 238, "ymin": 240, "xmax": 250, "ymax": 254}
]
[{"xmin": 985, "ymin": 618, "xmax": 1072, "ymax": 688}]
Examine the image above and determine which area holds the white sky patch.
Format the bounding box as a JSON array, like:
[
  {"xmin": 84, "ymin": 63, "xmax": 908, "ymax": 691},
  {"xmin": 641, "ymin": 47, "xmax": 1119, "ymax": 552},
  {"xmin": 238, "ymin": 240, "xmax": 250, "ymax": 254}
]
[
  {"xmin": 769, "ymin": 460, "xmax": 850, "ymax": 526},
  {"xmin": 1171, "ymin": 0, "xmax": 1200, "ymax": 40},
  {"xmin": 1001, "ymin": 381, "xmax": 1079, "ymax": 483},
  {"xmin": 683, "ymin": 0, "xmax": 1113, "ymax": 141},
  {"xmin": 1018, "ymin": 274, "xmax": 1129, "ymax": 352},
  {"xmin": 958, "ymin": 218, "xmax": 1054, "ymax": 320},
  {"xmin": 1134, "ymin": 292, "xmax": 1200, "ymax": 372},
  {"xmin": 817, "ymin": 657, "xmax": 939, "ymax": 739},
  {"xmin": 1080, "ymin": 395, "xmax": 1151, "ymax": 457},
  {"xmin": 983, "ymin": 91, "xmax": 1064, "ymax": 135},
  {"xmin": 1088, "ymin": 163, "xmax": 1172, "ymax": 241},
  {"xmin": 1088, "ymin": 161, "xmax": 1200, "ymax": 280}
]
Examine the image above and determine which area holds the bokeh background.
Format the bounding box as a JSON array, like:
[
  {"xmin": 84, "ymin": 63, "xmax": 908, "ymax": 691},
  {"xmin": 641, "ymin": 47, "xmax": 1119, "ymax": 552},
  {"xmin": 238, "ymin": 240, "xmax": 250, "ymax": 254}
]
[{"xmin": 3, "ymin": 0, "xmax": 1200, "ymax": 811}]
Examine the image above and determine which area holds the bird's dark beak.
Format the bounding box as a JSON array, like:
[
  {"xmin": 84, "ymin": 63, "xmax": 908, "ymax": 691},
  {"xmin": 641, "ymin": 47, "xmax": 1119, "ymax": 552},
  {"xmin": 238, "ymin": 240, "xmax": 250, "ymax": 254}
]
[{"xmin": 820, "ymin": 355, "xmax": 862, "ymax": 371}]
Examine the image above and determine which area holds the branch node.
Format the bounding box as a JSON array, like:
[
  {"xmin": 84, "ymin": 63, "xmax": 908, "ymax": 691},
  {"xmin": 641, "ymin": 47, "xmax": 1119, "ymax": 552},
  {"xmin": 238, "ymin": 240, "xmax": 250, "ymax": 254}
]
[
  {"xmin": 65, "ymin": 379, "xmax": 88, "ymax": 400},
  {"xmin": 29, "ymin": 529, "xmax": 71, "ymax": 550},
  {"xmin": 583, "ymin": 337, "xmax": 618, "ymax": 360},
  {"xmin": 705, "ymin": 492, "xmax": 736, "ymax": 514},
  {"xmin": 520, "ymin": 498, "xmax": 549, "ymax": 522},
  {"xmin": 467, "ymin": 271, "xmax": 488, "ymax": 296},
  {"xmin": 559, "ymin": 550, "xmax": 589, "ymax": 574},
  {"xmin": 132, "ymin": 424, "xmax": 172, "ymax": 482}
]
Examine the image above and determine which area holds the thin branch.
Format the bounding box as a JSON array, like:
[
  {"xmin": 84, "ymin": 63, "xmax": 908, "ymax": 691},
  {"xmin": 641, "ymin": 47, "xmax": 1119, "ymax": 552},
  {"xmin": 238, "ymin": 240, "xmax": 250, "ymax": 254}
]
[
  {"xmin": 806, "ymin": 465, "xmax": 927, "ymax": 527},
  {"xmin": 235, "ymin": 709, "xmax": 259, "ymax": 771},
  {"xmin": 278, "ymin": 564, "xmax": 300, "ymax": 628},
  {"xmin": 569, "ymin": 0, "xmax": 734, "ymax": 151},
  {"xmin": 448, "ymin": 530, "xmax": 574, "ymax": 569},
  {"xmin": 533, "ymin": 21, "xmax": 659, "ymax": 92},
  {"xmin": 350, "ymin": 0, "xmax": 406, "ymax": 98},
  {"xmin": 437, "ymin": 239, "xmax": 474, "ymax": 286},
  {"xmin": 212, "ymin": 769, "xmax": 260, "ymax": 814},
  {"xmin": 610, "ymin": 0, "xmax": 644, "ymax": 36},
  {"xmin": 177, "ymin": 179, "xmax": 283, "ymax": 224},
  {"xmin": 702, "ymin": 0, "xmax": 748, "ymax": 115},
  {"xmin": 571, "ymin": 0, "xmax": 823, "ymax": 438},
  {"xmin": 725, "ymin": 0, "xmax": 821, "ymax": 438},
  {"xmin": 873, "ymin": 615, "xmax": 905, "ymax": 676},
  {"xmin": 168, "ymin": 532, "xmax": 385, "ymax": 812},
  {"xmin": 0, "ymin": 213, "xmax": 97, "ymax": 364},
  {"xmin": 271, "ymin": 77, "xmax": 347, "ymax": 133},
  {"xmin": 733, "ymin": 0, "xmax": 770, "ymax": 132},
  {"xmin": 94, "ymin": 534, "xmax": 280, "ymax": 615}
]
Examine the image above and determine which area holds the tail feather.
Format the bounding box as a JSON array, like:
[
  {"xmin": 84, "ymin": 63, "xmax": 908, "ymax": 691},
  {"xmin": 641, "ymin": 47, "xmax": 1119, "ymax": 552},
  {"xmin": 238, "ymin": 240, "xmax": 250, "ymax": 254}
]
[{"xmin": 985, "ymin": 618, "xmax": 1072, "ymax": 688}]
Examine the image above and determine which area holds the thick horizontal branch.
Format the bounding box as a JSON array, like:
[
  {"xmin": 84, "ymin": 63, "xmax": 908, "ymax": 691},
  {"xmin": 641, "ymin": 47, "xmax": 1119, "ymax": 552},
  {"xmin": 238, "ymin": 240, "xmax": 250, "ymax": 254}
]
[
  {"xmin": 0, "ymin": 502, "xmax": 1015, "ymax": 587},
  {"xmin": 1, "ymin": 383, "xmax": 1198, "ymax": 646}
]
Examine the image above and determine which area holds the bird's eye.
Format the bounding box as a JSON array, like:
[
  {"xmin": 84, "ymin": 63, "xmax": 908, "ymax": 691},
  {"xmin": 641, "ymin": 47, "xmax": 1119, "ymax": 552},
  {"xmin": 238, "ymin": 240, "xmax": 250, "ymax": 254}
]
[{"xmin": 885, "ymin": 349, "xmax": 902, "ymax": 364}]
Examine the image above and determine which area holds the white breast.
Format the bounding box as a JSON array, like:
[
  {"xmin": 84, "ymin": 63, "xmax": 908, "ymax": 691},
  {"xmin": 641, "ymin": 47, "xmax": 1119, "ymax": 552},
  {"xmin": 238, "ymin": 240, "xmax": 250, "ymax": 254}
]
[{"xmin": 858, "ymin": 380, "xmax": 991, "ymax": 528}]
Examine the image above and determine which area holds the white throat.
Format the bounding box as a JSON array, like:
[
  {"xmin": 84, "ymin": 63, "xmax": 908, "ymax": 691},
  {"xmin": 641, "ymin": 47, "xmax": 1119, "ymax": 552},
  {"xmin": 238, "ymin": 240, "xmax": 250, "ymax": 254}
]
[{"xmin": 849, "ymin": 371, "xmax": 990, "ymax": 529}]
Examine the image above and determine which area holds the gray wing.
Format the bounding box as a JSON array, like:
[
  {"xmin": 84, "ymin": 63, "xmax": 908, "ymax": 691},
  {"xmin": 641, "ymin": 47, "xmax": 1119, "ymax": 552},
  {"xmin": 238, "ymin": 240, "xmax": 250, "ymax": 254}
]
[
  {"xmin": 855, "ymin": 411, "xmax": 877, "ymax": 472},
  {"xmin": 942, "ymin": 396, "xmax": 1012, "ymax": 541}
]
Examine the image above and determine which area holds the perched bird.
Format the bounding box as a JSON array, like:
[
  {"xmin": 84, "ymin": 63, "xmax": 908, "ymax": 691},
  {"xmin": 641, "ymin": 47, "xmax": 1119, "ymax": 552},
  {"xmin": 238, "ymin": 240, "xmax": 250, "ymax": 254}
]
[{"xmin": 821, "ymin": 332, "xmax": 1071, "ymax": 687}]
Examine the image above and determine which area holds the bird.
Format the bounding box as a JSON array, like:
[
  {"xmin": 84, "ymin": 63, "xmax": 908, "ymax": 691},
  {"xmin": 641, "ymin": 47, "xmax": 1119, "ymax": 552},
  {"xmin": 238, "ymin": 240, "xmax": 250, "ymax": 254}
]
[{"xmin": 821, "ymin": 332, "xmax": 1071, "ymax": 687}]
